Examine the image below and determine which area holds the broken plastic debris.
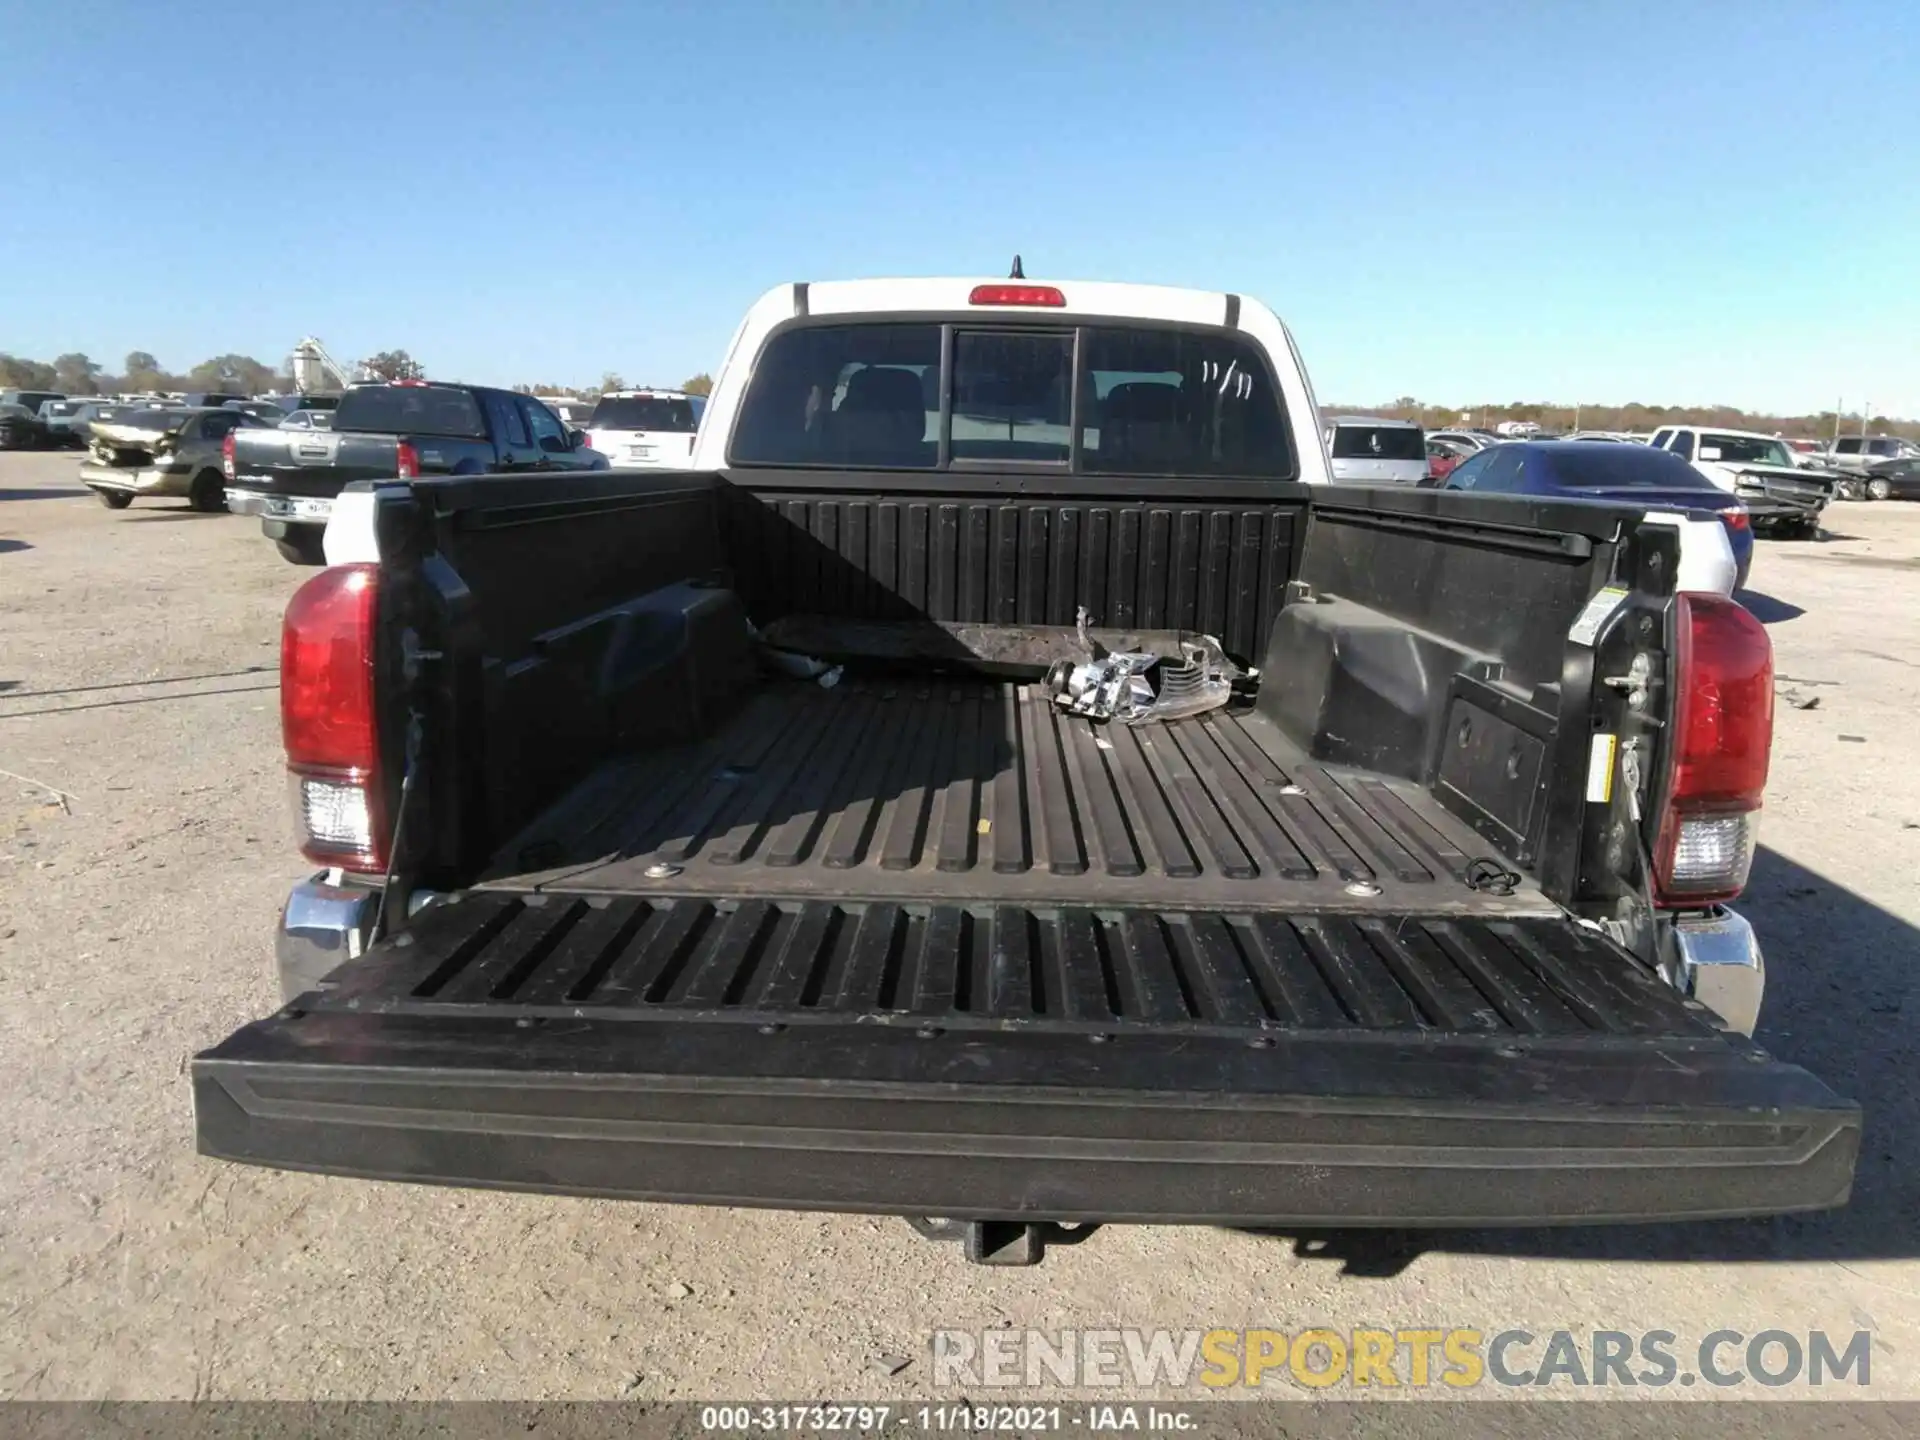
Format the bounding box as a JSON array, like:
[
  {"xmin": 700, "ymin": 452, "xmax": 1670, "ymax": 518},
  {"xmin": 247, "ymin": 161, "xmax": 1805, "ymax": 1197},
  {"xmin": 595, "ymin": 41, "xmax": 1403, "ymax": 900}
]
[
  {"xmin": 1045, "ymin": 611, "xmax": 1234, "ymax": 724},
  {"xmin": 817, "ymin": 665, "xmax": 843, "ymax": 689},
  {"xmin": 1126, "ymin": 635, "xmax": 1233, "ymax": 724},
  {"xmin": 762, "ymin": 647, "xmax": 837, "ymax": 680},
  {"xmin": 1048, "ymin": 651, "xmax": 1156, "ymax": 721}
]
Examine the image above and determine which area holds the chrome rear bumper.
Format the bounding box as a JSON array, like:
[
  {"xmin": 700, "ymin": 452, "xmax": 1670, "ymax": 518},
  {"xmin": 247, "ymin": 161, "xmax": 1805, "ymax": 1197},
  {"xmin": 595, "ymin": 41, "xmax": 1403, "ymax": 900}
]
[
  {"xmin": 1674, "ymin": 907, "xmax": 1766, "ymax": 1036},
  {"xmin": 276, "ymin": 874, "xmax": 379, "ymax": 1003}
]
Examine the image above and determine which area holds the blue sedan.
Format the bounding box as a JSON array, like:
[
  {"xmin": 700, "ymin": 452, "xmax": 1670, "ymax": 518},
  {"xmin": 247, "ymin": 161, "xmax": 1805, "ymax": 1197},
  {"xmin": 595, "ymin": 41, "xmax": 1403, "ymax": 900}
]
[{"xmin": 1437, "ymin": 442, "xmax": 1754, "ymax": 591}]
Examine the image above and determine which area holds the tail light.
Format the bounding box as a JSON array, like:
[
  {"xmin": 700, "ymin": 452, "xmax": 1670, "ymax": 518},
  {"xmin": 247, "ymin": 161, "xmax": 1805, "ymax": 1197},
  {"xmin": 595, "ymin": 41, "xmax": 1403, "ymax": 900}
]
[
  {"xmin": 968, "ymin": 283, "xmax": 1066, "ymax": 307},
  {"xmin": 395, "ymin": 440, "xmax": 420, "ymax": 479},
  {"xmin": 1652, "ymin": 593, "xmax": 1773, "ymax": 905},
  {"xmin": 1720, "ymin": 508, "xmax": 1750, "ymax": 531},
  {"xmin": 281, "ymin": 564, "xmax": 386, "ymax": 872},
  {"xmin": 221, "ymin": 431, "xmax": 236, "ymax": 480},
  {"xmin": 581, "ymin": 431, "xmax": 593, "ymax": 448}
]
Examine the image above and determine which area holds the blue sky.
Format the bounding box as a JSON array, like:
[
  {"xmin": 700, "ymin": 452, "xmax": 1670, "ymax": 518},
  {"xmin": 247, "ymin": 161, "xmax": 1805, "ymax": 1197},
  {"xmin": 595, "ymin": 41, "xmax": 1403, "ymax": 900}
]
[{"xmin": 4, "ymin": 0, "xmax": 1915, "ymax": 415}]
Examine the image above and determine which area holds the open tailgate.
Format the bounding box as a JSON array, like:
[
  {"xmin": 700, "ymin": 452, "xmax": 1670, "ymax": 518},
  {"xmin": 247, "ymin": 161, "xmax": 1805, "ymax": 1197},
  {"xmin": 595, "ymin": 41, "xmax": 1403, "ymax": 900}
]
[{"xmin": 195, "ymin": 891, "xmax": 1859, "ymax": 1227}]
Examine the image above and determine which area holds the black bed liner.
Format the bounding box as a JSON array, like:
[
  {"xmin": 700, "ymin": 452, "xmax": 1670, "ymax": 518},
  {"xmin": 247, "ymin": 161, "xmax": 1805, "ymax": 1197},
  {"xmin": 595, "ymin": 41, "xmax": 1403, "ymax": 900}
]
[{"xmin": 488, "ymin": 678, "xmax": 1548, "ymax": 915}]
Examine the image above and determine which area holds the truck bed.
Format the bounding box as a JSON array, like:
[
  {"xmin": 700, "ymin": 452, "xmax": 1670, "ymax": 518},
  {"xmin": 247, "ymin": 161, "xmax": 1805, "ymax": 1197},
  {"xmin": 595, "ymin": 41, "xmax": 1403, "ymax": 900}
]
[
  {"xmin": 195, "ymin": 473, "xmax": 1861, "ymax": 1238},
  {"xmin": 488, "ymin": 677, "xmax": 1549, "ymax": 916}
]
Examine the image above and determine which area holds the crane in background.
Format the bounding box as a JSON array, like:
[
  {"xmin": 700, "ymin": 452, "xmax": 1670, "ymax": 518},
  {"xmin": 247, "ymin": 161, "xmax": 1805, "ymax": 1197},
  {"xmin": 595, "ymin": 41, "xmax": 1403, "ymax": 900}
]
[{"xmin": 288, "ymin": 337, "xmax": 367, "ymax": 392}]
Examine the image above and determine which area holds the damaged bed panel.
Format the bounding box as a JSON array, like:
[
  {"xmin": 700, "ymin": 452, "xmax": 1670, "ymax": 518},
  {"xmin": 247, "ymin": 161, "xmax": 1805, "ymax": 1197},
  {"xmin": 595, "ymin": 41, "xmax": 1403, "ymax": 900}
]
[{"xmin": 486, "ymin": 678, "xmax": 1553, "ymax": 914}]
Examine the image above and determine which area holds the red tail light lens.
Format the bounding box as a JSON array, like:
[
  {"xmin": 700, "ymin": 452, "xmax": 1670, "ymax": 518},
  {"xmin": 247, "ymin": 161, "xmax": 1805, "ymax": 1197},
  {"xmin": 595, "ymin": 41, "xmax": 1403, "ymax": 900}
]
[
  {"xmin": 1653, "ymin": 593, "xmax": 1773, "ymax": 905},
  {"xmin": 968, "ymin": 284, "xmax": 1067, "ymax": 307},
  {"xmin": 394, "ymin": 440, "xmax": 419, "ymax": 480},
  {"xmin": 221, "ymin": 431, "xmax": 236, "ymax": 480},
  {"xmin": 1721, "ymin": 508, "xmax": 1750, "ymax": 531},
  {"xmin": 580, "ymin": 431, "xmax": 593, "ymax": 448},
  {"xmin": 281, "ymin": 563, "xmax": 386, "ymax": 871}
]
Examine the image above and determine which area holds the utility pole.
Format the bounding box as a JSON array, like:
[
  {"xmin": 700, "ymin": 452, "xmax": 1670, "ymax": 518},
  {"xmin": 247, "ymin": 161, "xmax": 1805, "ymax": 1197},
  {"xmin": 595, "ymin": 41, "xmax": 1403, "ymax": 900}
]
[
  {"xmin": 1862, "ymin": 404, "xmax": 1871, "ymax": 439},
  {"xmin": 1833, "ymin": 399, "xmax": 1842, "ymax": 446},
  {"xmin": 1573, "ymin": 403, "xmax": 1581, "ymax": 432}
]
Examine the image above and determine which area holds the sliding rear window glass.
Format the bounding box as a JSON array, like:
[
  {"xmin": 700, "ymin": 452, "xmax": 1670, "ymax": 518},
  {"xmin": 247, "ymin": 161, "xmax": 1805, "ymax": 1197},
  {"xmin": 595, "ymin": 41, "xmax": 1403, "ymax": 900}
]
[
  {"xmin": 333, "ymin": 385, "xmax": 486, "ymax": 439},
  {"xmin": 951, "ymin": 331, "xmax": 1072, "ymax": 463}
]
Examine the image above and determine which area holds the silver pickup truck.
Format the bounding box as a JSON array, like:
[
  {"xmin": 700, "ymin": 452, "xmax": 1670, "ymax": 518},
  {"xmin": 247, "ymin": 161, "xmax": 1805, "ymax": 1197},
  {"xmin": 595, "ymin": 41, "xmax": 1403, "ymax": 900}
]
[{"xmin": 1648, "ymin": 425, "xmax": 1836, "ymax": 536}]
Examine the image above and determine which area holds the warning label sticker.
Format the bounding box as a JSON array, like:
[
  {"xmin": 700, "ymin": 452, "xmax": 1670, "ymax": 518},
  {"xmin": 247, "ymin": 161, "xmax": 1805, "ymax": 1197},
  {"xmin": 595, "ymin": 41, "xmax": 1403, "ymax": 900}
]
[{"xmin": 1568, "ymin": 585, "xmax": 1629, "ymax": 647}]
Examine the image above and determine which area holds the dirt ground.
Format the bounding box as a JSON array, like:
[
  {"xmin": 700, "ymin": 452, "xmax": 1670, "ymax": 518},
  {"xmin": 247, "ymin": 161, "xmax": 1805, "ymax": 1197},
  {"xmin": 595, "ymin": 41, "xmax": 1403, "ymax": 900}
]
[{"xmin": 1, "ymin": 449, "xmax": 1915, "ymax": 1404}]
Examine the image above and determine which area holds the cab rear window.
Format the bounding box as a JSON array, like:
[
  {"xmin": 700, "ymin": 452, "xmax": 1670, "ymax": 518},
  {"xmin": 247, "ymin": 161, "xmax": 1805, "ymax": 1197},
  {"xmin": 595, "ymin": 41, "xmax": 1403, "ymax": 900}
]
[
  {"xmin": 333, "ymin": 385, "xmax": 486, "ymax": 439},
  {"xmin": 1330, "ymin": 425, "xmax": 1425, "ymax": 461},
  {"xmin": 589, "ymin": 396, "xmax": 701, "ymax": 433},
  {"xmin": 730, "ymin": 320, "xmax": 1292, "ymax": 476}
]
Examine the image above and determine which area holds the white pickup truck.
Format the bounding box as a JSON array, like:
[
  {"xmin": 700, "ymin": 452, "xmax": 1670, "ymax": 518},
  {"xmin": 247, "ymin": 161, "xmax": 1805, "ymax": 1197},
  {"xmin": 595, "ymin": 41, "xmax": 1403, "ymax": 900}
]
[
  {"xmin": 1648, "ymin": 425, "xmax": 1835, "ymax": 537},
  {"xmin": 198, "ymin": 273, "xmax": 1854, "ymax": 1267}
]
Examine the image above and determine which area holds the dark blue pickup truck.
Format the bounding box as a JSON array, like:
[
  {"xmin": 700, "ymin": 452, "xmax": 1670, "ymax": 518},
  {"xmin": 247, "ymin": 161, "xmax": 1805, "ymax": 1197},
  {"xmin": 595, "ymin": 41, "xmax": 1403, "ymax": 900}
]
[{"xmin": 225, "ymin": 380, "xmax": 607, "ymax": 564}]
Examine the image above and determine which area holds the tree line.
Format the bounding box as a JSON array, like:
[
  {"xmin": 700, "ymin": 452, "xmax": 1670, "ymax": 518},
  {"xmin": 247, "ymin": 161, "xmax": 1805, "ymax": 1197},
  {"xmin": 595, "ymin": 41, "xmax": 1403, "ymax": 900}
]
[
  {"xmin": 1333, "ymin": 396, "xmax": 1919, "ymax": 441},
  {"xmin": 0, "ymin": 349, "xmax": 290, "ymax": 396},
  {"xmin": 508, "ymin": 373, "xmax": 715, "ymax": 399},
  {"xmin": 0, "ymin": 348, "xmax": 431, "ymax": 396}
]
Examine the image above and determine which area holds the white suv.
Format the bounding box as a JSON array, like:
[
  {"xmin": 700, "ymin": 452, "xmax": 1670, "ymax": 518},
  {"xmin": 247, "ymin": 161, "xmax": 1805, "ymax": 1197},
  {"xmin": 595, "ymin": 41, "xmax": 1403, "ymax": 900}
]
[
  {"xmin": 584, "ymin": 389, "xmax": 706, "ymax": 468},
  {"xmin": 1323, "ymin": 416, "xmax": 1428, "ymax": 485}
]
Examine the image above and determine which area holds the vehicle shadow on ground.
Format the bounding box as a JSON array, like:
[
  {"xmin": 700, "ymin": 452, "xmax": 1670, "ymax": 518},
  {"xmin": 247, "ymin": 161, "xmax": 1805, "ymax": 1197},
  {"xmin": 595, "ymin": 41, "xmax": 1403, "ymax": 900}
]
[
  {"xmin": 0, "ymin": 539, "xmax": 30, "ymax": 555},
  {"xmin": 1739, "ymin": 591, "xmax": 1806, "ymax": 624},
  {"xmin": 0, "ymin": 488, "xmax": 86, "ymax": 502},
  {"xmin": 122, "ymin": 510, "xmax": 223, "ymax": 522},
  {"xmin": 1244, "ymin": 846, "xmax": 1916, "ymax": 1275}
]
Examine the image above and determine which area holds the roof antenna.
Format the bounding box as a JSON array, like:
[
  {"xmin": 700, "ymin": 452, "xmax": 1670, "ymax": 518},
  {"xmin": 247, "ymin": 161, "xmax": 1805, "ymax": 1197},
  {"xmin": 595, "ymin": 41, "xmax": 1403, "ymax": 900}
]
[{"xmin": 1009, "ymin": 254, "xmax": 1025, "ymax": 279}]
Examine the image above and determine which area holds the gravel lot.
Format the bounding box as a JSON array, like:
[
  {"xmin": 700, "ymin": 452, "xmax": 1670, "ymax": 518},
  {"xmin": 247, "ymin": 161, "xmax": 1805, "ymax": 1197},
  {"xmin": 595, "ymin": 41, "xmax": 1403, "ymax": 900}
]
[{"xmin": 2, "ymin": 449, "xmax": 1915, "ymax": 1404}]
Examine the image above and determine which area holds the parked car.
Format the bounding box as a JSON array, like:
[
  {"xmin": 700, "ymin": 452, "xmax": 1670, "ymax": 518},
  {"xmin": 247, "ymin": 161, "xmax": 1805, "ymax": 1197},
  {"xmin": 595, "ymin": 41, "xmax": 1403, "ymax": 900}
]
[
  {"xmin": 1425, "ymin": 429, "xmax": 1496, "ymax": 452},
  {"xmin": 583, "ymin": 388, "xmax": 706, "ymax": 468},
  {"xmin": 1425, "ymin": 436, "xmax": 1473, "ymax": 482},
  {"xmin": 0, "ymin": 388, "xmax": 64, "ymax": 421},
  {"xmin": 257, "ymin": 393, "xmax": 342, "ymax": 415},
  {"xmin": 1859, "ymin": 457, "xmax": 1920, "ymax": 501},
  {"xmin": 223, "ymin": 399, "xmax": 291, "ymax": 422},
  {"xmin": 80, "ymin": 407, "xmax": 269, "ymax": 511},
  {"xmin": 1323, "ymin": 415, "xmax": 1427, "ymax": 484},
  {"xmin": 1563, "ymin": 431, "xmax": 1630, "ymax": 443},
  {"xmin": 32, "ymin": 398, "xmax": 101, "ymax": 447},
  {"xmin": 1647, "ymin": 425, "xmax": 1835, "ymax": 537},
  {"xmin": 0, "ymin": 403, "xmax": 44, "ymax": 449},
  {"xmin": 226, "ymin": 381, "xmax": 609, "ymax": 564},
  {"xmin": 535, "ymin": 396, "xmax": 597, "ymax": 428},
  {"xmin": 1441, "ymin": 439, "xmax": 1755, "ymax": 591},
  {"xmin": 278, "ymin": 408, "xmax": 333, "ymax": 431},
  {"xmin": 1827, "ymin": 434, "xmax": 1920, "ymax": 476},
  {"xmin": 188, "ymin": 274, "xmax": 1856, "ymax": 1269}
]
